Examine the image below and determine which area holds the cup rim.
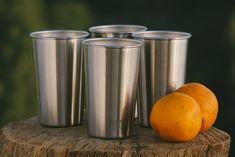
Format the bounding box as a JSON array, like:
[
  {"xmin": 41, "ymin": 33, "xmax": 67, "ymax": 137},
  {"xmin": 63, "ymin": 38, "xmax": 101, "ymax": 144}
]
[
  {"xmin": 82, "ymin": 38, "xmax": 143, "ymax": 49},
  {"xmin": 30, "ymin": 30, "xmax": 89, "ymax": 40},
  {"xmin": 132, "ymin": 31, "xmax": 192, "ymax": 40},
  {"xmin": 89, "ymin": 25, "xmax": 147, "ymax": 34}
]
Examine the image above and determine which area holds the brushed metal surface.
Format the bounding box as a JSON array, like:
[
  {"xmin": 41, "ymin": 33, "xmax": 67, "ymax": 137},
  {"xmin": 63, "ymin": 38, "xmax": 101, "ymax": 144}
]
[
  {"xmin": 88, "ymin": 25, "xmax": 147, "ymax": 119},
  {"xmin": 89, "ymin": 25, "xmax": 147, "ymax": 38},
  {"xmin": 83, "ymin": 38, "xmax": 142, "ymax": 138},
  {"xmin": 132, "ymin": 31, "xmax": 191, "ymax": 127},
  {"xmin": 30, "ymin": 30, "xmax": 89, "ymax": 127}
]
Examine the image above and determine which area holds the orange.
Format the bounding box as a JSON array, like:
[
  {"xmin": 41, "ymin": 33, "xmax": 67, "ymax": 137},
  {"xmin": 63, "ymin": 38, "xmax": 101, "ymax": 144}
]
[
  {"xmin": 176, "ymin": 83, "xmax": 218, "ymax": 132},
  {"xmin": 150, "ymin": 92, "xmax": 202, "ymax": 142}
]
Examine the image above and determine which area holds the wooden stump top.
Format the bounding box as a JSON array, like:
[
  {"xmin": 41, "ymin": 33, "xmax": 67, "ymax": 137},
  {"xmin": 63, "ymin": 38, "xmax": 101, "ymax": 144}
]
[{"xmin": 0, "ymin": 117, "xmax": 231, "ymax": 157}]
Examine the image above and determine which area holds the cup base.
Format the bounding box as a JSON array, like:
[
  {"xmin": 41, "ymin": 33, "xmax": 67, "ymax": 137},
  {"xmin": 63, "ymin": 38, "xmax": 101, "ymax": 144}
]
[
  {"xmin": 138, "ymin": 124, "xmax": 152, "ymax": 128},
  {"xmin": 88, "ymin": 134, "xmax": 131, "ymax": 140},
  {"xmin": 39, "ymin": 122, "xmax": 81, "ymax": 128}
]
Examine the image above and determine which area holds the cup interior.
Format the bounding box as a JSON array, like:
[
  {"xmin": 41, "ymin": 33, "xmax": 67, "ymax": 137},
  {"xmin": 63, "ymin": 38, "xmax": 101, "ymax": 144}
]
[
  {"xmin": 132, "ymin": 31, "xmax": 191, "ymax": 40},
  {"xmin": 30, "ymin": 30, "xmax": 89, "ymax": 39},
  {"xmin": 82, "ymin": 38, "xmax": 143, "ymax": 49},
  {"xmin": 89, "ymin": 25, "xmax": 147, "ymax": 33}
]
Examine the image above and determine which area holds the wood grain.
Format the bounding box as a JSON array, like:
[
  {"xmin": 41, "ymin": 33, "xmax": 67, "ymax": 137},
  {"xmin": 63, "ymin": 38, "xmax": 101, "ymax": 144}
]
[{"xmin": 0, "ymin": 117, "xmax": 230, "ymax": 157}]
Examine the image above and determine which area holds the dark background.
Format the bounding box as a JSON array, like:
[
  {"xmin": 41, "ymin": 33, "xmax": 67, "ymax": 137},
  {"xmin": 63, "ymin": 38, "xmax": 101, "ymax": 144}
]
[{"xmin": 0, "ymin": 0, "xmax": 234, "ymax": 156}]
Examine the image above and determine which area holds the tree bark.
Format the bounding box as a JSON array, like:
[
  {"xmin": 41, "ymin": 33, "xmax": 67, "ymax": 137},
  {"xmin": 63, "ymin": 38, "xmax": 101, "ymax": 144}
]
[{"xmin": 0, "ymin": 117, "xmax": 230, "ymax": 157}]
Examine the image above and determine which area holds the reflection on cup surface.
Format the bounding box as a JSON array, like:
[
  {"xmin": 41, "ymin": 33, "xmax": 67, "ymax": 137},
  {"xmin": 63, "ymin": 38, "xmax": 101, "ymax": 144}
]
[
  {"xmin": 83, "ymin": 38, "xmax": 142, "ymax": 139},
  {"xmin": 132, "ymin": 31, "xmax": 191, "ymax": 127},
  {"xmin": 30, "ymin": 30, "xmax": 89, "ymax": 127}
]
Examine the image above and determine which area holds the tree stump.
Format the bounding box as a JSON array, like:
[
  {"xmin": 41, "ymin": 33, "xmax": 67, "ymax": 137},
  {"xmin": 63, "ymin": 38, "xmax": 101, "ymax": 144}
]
[{"xmin": 0, "ymin": 117, "xmax": 230, "ymax": 157}]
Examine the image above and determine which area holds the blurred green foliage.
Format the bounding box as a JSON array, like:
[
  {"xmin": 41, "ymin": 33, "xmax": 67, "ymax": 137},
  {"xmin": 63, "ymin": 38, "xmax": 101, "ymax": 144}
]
[
  {"xmin": 0, "ymin": 0, "xmax": 92, "ymax": 126},
  {"xmin": 0, "ymin": 0, "xmax": 235, "ymax": 156}
]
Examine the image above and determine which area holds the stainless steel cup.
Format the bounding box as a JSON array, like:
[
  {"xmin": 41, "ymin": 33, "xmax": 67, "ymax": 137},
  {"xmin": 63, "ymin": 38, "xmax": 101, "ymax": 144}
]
[
  {"xmin": 88, "ymin": 24, "xmax": 147, "ymax": 118},
  {"xmin": 30, "ymin": 30, "xmax": 89, "ymax": 127},
  {"xmin": 132, "ymin": 31, "xmax": 191, "ymax": 127},
  {"xmin": 89, "ymin": 25, "xmax": 147, "ymax": 38},
  {"xmin": 83, "ymin": 38, "xmax": 142, "ymax": 138}
]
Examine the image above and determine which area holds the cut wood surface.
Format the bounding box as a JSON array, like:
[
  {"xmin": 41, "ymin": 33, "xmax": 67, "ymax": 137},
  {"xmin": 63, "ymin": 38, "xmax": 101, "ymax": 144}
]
[{"xmin": 0, "ymin": 116, "xmax": 231, "ymax": 157}]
